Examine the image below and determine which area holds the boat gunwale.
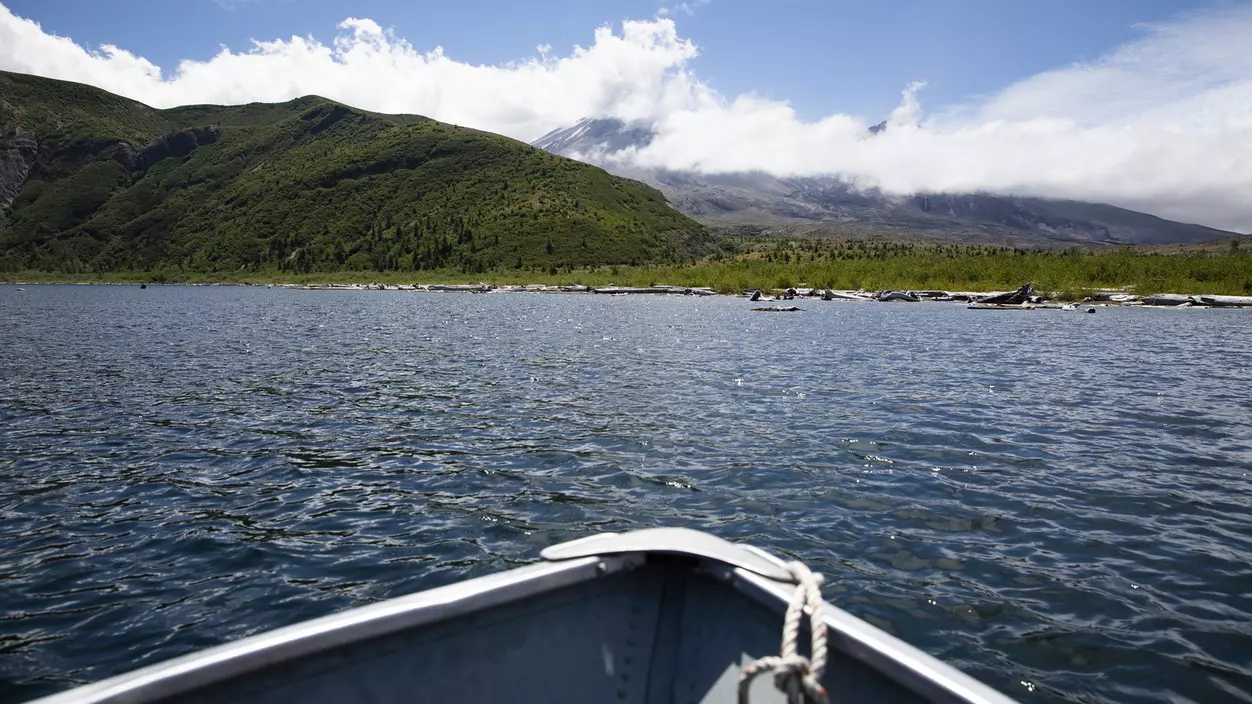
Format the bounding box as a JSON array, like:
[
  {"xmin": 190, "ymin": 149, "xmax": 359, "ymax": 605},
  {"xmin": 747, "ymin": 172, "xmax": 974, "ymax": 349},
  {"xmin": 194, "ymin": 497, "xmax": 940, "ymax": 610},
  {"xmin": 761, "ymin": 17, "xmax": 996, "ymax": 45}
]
[
  {"xmin": 29, "ymin": 528, "xmax": 1021, "ymax": 704},
  {"xmin": 30, "ymin": 555, "xmax": 614, "ymax": 704},
  {"xmin": 731, "ymin": 568, "xmax": 1019, "ymax": 704}
]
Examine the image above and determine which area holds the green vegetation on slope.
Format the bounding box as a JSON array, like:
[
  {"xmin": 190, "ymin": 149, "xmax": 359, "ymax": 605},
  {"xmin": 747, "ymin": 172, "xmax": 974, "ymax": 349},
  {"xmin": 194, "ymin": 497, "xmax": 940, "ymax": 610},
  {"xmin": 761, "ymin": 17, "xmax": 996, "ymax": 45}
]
[
  {"xmin": 8, "ymin": 240, "xmax": 1251, "ymax": 299},
  {"xmin": 682, "ymin": 238, "xmax": 1252, "ymax": 295},
  {"xmin": 0, "ymin": 71, "xmax": 710, "ymax": 274}
]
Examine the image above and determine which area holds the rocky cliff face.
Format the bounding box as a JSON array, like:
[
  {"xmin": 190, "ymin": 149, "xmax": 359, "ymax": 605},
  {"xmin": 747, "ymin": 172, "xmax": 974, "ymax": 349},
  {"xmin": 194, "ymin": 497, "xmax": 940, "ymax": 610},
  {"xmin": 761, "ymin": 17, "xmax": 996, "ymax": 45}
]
[
  {"xmin": 0, "ymin": 125, "xmax": 223, "ymax": 237},
  {"xmin": 135, "ymin": 127, "xmax": 221, "ymax": 172},
  {"xmin": 0, "ymin": 128, "xmax": 37, "ymax": 208}
]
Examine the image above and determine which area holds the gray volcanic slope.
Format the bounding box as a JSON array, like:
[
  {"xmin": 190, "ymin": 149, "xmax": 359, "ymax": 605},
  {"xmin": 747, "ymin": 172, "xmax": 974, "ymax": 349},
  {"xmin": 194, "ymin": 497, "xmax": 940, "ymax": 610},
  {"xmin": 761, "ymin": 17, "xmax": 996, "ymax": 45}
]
[{"xmin": 534, "ymin": 118, "xmax": 1237, "ymax": 248}]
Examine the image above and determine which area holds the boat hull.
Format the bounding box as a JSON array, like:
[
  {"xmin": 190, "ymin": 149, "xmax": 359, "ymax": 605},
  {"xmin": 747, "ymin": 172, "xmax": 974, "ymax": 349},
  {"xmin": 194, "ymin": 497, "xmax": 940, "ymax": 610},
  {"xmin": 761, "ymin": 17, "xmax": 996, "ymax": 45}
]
[{"xmin": 31, "ymin": 529, "xmax": 1017, "ymax": 704}]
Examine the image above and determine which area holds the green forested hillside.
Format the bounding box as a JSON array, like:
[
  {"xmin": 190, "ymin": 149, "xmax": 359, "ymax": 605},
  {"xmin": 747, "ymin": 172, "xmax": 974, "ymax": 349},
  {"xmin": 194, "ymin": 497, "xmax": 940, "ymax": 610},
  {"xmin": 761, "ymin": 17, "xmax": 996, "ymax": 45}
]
[{"xmin": 0, "ymin": 71, "xmax": 710, "ymax": 274}]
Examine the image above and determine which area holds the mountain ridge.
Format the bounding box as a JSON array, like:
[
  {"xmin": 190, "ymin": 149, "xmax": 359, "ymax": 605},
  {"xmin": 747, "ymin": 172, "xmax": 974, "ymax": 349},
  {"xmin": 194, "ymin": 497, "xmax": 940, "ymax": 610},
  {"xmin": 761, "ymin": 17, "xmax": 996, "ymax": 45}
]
[
  {"xmin": 531, "ymin": 118, "xmax": 1238, "ymax": 248},
  {"xmin": 0, "ymin": 72, "xmax": 710, "ymax": 274}
]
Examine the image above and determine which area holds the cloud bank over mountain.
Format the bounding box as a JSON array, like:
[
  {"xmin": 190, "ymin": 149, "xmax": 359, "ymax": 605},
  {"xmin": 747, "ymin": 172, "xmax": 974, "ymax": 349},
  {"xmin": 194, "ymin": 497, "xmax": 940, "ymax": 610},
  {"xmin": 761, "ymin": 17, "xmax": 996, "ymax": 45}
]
[{"xmin": 0, "ymin": 2, "xmax": 1248, "ymax": 231}]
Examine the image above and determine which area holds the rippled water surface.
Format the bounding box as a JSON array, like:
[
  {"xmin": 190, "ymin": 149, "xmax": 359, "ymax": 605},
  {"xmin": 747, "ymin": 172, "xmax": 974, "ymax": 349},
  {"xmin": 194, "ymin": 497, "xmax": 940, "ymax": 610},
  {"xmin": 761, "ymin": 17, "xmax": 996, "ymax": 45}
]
[{"xmin": 1, "ymin": 284, "xmax": 1250, "ymax": 703}]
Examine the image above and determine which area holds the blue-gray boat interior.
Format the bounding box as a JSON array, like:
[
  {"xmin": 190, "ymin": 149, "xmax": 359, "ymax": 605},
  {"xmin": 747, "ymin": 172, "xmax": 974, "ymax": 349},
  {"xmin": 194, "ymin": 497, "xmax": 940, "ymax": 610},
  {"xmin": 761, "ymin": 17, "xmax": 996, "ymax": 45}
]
[{"xmin": 29, "ymin": 529, "xmax": 1016, "ymax": 704}]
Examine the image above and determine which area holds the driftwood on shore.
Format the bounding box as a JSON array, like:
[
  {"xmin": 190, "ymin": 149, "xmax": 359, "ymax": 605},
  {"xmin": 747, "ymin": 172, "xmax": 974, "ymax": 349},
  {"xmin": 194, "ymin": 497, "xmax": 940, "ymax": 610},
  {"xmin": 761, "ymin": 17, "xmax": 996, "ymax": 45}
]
[
  {"xmin": 591, "ymin": 285, "xmax": 716, "ymax": 295},
  {"xmin": 425, "ymin": 284, "xmax": 491, "ymax": 292},
  {"xmin": 968, "ymin": 302, "xmax": 1037, "ymax": 310},
  {"xmin": 876, "ymin": 290, "xmax": 921, "ymax": 302},
  {"xmin": 1142, "ymin": 293, "xmax": 1252, "ymax": 307},
  {"xmin": 976, "ymin": 284, "xmax": 1037, "ymax": 306},
  {"xmin": 593, "ymin": 287, "xmax": 674, "ymax": 295},
  {"xmin": 282, "ymin": 281, "xmax": 1250, "ymax": 309}
]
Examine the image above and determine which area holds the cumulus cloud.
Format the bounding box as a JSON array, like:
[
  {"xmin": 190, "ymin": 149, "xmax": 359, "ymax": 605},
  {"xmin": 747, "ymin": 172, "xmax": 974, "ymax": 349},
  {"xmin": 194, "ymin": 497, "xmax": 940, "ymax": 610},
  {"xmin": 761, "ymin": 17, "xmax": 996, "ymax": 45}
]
[
  {"xmin": 0, "ymin": 4, "xmax": 710, "ymax": 140},
  {"xmin": 617, "ymin": 7, "xmax": 1252, "ymax": 232},
  {"xmin": 0, "ymin": 2, "xmax": 1248, "ymax": 231}
]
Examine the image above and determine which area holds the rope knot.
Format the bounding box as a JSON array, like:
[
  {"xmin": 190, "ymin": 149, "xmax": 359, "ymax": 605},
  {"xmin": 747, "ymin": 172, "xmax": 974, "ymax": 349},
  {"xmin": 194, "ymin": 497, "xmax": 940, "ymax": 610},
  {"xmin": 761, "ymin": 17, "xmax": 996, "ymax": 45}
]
[{"xmin": 737, "ymin": 561, "xmax": 829, "ymax": 704}]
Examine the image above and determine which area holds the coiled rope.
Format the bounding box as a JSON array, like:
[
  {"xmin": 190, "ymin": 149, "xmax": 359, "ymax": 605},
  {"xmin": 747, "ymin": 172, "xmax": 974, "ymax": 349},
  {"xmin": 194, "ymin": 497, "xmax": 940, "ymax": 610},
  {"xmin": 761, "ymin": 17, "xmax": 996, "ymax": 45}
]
[{"xmin": 737, "ymin": 561, "xmax": 829, "ymax": 704}]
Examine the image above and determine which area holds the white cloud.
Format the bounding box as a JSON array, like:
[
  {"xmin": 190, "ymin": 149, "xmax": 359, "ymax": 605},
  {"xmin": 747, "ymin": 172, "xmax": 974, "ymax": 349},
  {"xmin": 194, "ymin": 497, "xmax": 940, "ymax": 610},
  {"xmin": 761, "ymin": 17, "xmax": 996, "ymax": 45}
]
[
  {"xmin": 0, "ymin": 2, "xmax": 1249, "ymax": 231},
  {"xmin": 0, "ymin": 4, "xmax": 710, "ymax": 141},
  {"xmin": 617, "ymin": 6, "xmax": 1252, "ymax": 232}
]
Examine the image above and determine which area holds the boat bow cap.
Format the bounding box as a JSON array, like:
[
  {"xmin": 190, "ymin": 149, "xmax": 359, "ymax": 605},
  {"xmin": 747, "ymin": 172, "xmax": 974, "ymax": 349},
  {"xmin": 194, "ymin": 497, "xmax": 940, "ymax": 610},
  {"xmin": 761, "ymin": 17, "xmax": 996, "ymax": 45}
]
[{"xmin": 541, "ymin": 527, "xmax": 794, "ymax": 582}]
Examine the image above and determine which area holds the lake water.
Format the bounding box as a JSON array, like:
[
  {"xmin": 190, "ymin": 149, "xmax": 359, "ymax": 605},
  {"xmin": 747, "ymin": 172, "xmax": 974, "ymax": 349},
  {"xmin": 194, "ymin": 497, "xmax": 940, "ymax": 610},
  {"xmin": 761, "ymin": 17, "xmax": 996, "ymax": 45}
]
[{"xmin": 1, "ymin": 284, "xmax": 1250, "ymax": 703}]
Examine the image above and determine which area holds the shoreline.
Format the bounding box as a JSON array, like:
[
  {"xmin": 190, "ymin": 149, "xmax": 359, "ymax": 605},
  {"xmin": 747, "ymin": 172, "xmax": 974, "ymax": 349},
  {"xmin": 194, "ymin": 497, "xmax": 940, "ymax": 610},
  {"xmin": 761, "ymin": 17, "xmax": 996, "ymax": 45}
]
[
  {"xmin": 4, "ymin": 239, "xmax": 1248, "ymax": 298},
  {"xmin": 4, "ymin": 280, "xmax": 1250, "ymax": 308},
  {"xmin": 3, "ymin": 246, "xmax": 1250, "ymax": 298}
]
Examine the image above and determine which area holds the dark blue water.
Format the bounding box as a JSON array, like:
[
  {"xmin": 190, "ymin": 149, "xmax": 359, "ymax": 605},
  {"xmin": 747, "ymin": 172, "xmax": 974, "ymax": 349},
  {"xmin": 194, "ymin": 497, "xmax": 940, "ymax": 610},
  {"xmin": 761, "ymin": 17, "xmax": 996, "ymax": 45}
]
[{"xmin": 1, "ymin": 284, "xmax": 1250, "ymax": 703}]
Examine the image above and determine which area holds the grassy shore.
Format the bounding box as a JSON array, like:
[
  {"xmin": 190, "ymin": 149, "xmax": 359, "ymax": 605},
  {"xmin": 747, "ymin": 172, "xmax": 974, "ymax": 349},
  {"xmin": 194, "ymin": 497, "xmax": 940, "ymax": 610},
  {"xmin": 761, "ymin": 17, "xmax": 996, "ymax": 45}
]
[{"xmin": 5, "ymin": 243, "xmax": 1251, "ymax": 299}]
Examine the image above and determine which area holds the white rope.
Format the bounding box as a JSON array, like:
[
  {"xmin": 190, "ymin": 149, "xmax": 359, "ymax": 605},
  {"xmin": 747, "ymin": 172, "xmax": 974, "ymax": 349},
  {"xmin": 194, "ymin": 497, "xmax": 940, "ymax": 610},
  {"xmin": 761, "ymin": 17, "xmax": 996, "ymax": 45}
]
[{"xmin": 738, "ymin": 561, "xmax": 829, "ymax": 704}]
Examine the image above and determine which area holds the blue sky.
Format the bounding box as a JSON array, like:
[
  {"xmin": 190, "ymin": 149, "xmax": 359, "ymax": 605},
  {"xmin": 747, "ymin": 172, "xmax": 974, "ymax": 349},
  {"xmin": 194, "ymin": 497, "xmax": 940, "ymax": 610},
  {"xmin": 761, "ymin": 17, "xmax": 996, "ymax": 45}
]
[
  {"xmin": 0, "ymin": 0, "xmax": 1219, "ymax": 121},
  {"xmin": 0, "ymin": 0, "xmax": 1249, "ymax": 231}
]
